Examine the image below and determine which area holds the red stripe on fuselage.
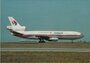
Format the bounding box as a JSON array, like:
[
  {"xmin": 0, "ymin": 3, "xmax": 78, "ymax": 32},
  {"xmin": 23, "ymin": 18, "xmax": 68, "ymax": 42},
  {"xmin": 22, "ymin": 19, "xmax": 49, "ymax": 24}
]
[{"xmin": 22, "ymin": 34, "xmax": 80, "ymax": 36}]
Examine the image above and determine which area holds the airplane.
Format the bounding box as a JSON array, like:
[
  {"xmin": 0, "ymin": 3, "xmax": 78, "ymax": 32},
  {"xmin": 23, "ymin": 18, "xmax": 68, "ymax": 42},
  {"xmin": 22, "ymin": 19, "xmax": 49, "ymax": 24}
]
[{"xmin": 7, "ymin": 17, "xmax": 84, "ymax": 43}]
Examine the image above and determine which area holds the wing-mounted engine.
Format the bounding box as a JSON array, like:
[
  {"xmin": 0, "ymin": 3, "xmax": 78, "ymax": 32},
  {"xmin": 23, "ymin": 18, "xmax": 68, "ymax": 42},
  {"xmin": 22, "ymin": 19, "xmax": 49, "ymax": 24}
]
[{"xmin": 48, "ymin": 37, "xmax": 59, "ymax": 41}]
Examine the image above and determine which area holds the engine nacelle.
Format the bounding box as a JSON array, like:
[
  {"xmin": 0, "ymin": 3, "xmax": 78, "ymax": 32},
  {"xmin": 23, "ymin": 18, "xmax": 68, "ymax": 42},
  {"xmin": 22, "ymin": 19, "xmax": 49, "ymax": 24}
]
[{"xmin": 49, "ymin": 37, "xmax": 58, "ymax": 41}]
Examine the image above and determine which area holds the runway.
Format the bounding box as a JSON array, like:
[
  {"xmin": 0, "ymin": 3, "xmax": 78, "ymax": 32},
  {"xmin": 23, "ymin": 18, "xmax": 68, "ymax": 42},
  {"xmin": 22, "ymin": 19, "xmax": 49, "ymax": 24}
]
[{"xmin": 1, "ymin": 48, "xmax": 90, "ymax": 52}]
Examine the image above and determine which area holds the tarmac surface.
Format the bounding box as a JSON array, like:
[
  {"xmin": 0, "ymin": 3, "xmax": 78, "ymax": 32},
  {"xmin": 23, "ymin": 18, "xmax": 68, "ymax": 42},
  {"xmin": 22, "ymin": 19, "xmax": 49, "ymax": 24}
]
[{"xmin": 1, "ymin": 48, "xmax": 90, "ymax": 52}]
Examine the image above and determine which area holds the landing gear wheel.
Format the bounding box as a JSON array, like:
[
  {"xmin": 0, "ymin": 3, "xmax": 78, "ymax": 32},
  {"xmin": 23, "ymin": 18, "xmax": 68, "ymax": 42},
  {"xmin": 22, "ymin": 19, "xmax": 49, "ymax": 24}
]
[
  {"xmin": 38, "ymin": 37, "xmax": 45, "ymax": 43},
  {"xmin": 39, "ymin": 39, "xmax": 45, "ymax": 43}
]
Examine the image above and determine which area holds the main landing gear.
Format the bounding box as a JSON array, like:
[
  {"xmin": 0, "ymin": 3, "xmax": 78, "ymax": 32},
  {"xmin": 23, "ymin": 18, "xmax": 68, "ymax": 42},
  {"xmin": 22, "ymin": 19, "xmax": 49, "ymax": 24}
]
[{"xmin": 39, "ymin": 38, "xmax": 45, "ymax": 43}]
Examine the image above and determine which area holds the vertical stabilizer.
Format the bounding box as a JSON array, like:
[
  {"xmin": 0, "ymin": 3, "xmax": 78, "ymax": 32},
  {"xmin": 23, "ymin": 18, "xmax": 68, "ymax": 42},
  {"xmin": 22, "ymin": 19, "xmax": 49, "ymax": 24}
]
[
  {"xmin": 8, "ymin": 17, "xmax": 21, "ymax": 26},
  {"xmin": 7, "ymin": 17, "xmax": 26, "ymax": 31}
]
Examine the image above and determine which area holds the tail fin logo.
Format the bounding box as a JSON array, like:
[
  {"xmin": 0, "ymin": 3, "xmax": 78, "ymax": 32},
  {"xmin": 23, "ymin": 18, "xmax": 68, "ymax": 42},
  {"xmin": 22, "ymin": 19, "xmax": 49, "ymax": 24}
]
[{"xmin": 12, "ymin": 20, "xmax": 17, "ymax": 25}]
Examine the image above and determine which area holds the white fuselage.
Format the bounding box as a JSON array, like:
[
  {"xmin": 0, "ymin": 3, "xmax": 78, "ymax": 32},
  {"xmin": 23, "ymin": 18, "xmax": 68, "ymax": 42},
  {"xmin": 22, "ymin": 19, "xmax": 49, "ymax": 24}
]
[
  {"xmin": 19, "ymin": 31, "xmax": 81, "ymax": 36},
  {"xmin": 7, "ymin": 17, "xmax": 84, "ymax": 42},
  {"xmin": 16, "ymin": 31, "xmax": 83, "ymax": 40}
]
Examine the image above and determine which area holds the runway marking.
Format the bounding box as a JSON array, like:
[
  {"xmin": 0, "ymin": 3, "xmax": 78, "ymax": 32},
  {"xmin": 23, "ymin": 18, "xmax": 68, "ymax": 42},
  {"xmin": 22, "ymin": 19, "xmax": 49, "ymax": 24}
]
[{"xmin": 1, "ymin": 48, "xmax": 90, "ymax": 52}]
